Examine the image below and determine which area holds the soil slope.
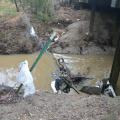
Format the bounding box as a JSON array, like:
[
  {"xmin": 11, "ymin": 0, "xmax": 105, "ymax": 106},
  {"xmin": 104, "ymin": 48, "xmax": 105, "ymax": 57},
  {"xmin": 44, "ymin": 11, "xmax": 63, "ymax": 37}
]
[{"xmin": 49, "ymin": 7, "xmax": 116, "ymax": 55}]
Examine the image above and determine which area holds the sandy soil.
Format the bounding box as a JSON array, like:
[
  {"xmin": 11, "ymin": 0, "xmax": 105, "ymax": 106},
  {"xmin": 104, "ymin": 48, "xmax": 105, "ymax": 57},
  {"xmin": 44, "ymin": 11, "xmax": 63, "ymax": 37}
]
[{"xmin": 0, "ymin": 91, "xmax": 120, "ymax": 120}]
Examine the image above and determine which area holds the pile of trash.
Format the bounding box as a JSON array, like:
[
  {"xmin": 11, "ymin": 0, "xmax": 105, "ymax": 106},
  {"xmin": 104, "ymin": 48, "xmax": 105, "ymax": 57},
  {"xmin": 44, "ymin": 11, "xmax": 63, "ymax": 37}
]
[{"xmin": 51, "ymin": 58, "xmax": 116, "ymax": 97}]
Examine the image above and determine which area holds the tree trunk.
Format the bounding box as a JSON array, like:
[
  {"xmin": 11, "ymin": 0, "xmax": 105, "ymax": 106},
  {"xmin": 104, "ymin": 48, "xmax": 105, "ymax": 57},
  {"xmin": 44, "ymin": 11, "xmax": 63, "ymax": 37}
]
[{"xmin": 14, "ymin": 0, "xmax": 19, "ymax": 12}]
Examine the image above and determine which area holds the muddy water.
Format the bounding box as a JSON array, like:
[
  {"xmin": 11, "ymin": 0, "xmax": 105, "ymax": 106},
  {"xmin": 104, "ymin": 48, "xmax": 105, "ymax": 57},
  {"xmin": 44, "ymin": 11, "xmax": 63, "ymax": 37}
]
[
  {"xmin": 0, "ymin": 52, "xmax": 57, "ymax": 91},
  {"xmin": 0, "ymin": 52, "xmax": 119, "ymax": 92}
]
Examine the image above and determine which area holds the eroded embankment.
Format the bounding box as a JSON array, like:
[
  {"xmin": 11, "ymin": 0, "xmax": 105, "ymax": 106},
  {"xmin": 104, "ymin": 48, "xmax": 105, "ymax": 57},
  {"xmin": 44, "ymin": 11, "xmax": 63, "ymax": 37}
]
[
  {"xmin": 0, "ymin": 13, "xmax": 39, "ymax": 54},
  {"xmin": 49, "ymin": 7, "xmax": 116, "ymax": 55},
  {"xmin": 0, "ymin": 7, "xmax": 117, "ymax": 55}
]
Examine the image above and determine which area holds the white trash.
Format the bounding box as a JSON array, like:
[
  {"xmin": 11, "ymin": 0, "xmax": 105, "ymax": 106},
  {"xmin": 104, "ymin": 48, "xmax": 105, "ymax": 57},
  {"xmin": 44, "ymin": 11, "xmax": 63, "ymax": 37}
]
[
  {"xmin": 17, "ymin": 60, "xmax": 35, "ymax": 97},
  {"xmin": 51, "ymin": 80, "xmax": 62, "ymax": 94},
  {"xmin": 51, "ymin": 80, "xmax": 57, "ymax": 94},
  {"xmin": 30, "ymin": 26, "xmax": 37, "ymax": 37}
]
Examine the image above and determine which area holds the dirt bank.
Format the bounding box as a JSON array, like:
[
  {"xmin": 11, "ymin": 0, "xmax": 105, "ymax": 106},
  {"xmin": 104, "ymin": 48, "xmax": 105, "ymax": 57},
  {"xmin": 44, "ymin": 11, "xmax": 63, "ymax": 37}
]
[
  {"xmin": 0, "ymin": 7, "xmax": 117, "ymax": 55},
  {"xmin": 49, "ymin": 7, "xmax": 116, "ymax": 55},
  {"xmin": 49, "ymin": 21, "xmax": 115, "ymax": 55},
  {"xmin": 0, "ymin": 91, "xmax": 120, "ymax": 120}
]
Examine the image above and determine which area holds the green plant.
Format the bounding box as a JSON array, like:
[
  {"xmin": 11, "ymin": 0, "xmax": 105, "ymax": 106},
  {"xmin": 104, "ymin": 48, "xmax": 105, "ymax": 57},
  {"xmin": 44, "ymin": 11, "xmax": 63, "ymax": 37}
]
[
  {"xmin": 0, "ymin": 0, "xmax": 17, "ymax": 16},
  {"xmin": 23, "ymin": 0, "xmax": 55, "ymax": 22}
]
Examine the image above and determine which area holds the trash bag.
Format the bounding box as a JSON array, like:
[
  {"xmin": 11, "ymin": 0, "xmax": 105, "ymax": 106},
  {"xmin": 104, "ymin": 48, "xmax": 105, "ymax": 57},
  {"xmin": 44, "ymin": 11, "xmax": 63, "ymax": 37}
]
[
  {"xmin": 96, "ymin": 79, "xmax": 116, "ymax": 97},
  {"xmin": 51, "ymin": 80, "xmax": 58, "ymax": 93},
  {"xmin": 17, "ymin": 60, "xmax": 35, "ymax": 97}
]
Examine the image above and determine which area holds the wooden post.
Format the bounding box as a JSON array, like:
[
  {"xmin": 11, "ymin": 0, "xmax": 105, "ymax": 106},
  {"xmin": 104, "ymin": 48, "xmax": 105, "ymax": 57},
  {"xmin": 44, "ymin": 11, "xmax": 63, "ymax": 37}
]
[
  {"xmin": 109, "ymin": 14, "xmax": 120, "ymax": 90},
  {"xmin": 89, "ymin": 0, "xmax": 96, "ymax": 40}
]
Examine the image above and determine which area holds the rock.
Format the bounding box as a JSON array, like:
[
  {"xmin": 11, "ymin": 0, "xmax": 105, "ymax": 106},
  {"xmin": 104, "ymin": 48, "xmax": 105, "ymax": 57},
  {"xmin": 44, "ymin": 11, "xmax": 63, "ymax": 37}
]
[{"xmin": 80, "ymin": 86, "xmax": 101, "ymax": 95}]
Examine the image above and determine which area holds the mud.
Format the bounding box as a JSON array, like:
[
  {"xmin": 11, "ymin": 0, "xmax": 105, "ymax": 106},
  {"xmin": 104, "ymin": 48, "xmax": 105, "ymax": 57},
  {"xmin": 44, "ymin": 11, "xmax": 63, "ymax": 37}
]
[{"xmin": 49, "ymin": 7, "xmax": 117, "ymax": 55}]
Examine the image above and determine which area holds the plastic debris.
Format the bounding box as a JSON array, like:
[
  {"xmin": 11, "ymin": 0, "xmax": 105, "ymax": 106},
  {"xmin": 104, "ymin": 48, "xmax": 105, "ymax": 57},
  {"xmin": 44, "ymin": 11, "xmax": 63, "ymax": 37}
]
[
  {"xmin": 17, "ymin": 60, "xmax": 35, "ymax": 97},
  {"xmin": 30, "ymin": 26, "xmax": 35, "ymax": 36},
  {"xmin": 51, "ymin": 80, "xmax": 57, "ymax": 94}
]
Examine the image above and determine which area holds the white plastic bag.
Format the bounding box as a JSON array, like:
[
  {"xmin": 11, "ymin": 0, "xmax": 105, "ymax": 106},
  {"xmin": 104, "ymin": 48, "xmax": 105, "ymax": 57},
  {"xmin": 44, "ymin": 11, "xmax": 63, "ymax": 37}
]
[
  {"xmin": 51, "ymin": 80, "xmax": 57, "ymax": 93},
  {"xmin": 17, "ymin": 60, "xmax": 35, "ymax": 97},
  {"xmin": 30, "ymin": 26, "xmax": 37, "ymax": 38}
]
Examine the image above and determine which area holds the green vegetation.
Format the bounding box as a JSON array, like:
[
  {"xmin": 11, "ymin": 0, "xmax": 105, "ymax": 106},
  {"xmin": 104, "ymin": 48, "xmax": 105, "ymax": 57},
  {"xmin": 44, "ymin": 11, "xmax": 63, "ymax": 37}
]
[
  {"xmin": 0, "ymin": 0, "xmax": 55, "ymax": 22},
  {"xmin": 0, "ymin": 6, "xmax": 17, "ymax": 16},
  {"xmin": 0, "ymin": 0, "xmax": 17, "ymax": 16},
  {"xmin": 23, "ymin": 0, "xmax": 55, "ymax": 22}
]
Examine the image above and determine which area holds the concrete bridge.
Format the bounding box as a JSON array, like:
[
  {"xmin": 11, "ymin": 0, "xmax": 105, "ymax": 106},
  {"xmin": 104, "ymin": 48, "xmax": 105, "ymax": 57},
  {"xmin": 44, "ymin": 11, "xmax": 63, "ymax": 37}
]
[{"xmin": 57, "ymin": 0, "xmax": 120, "ymax": 9}]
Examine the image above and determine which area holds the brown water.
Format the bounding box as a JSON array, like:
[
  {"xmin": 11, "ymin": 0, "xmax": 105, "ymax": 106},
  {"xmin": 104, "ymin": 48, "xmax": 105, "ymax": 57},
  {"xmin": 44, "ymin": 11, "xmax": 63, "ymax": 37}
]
[
  {"xmin": 0, "ymin": 52, "xmax": 119, "ymax": 92},
  {"xmin": 0, "ymin": 52, "xmax": 57, "ymax": 90}
]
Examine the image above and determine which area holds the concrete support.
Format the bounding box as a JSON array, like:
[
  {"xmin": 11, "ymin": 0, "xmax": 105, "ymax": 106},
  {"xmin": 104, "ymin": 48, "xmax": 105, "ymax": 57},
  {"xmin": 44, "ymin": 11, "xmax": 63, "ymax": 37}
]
[{"xmin": 109, "ymin": 14, "xmax": 120, "ymax": 90}]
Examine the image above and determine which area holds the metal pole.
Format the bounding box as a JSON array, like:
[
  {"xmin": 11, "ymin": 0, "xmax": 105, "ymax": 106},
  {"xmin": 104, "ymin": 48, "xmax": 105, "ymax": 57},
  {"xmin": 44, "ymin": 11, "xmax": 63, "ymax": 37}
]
[
  {"xmin": 30, "ymin": 32, "xmax": 56, "ymax": 72},
  {"xmin": 109, "ymin": 37, "xmax": 120, "ymax": 90},
  {"xmin": 16, "ymin": 32, "xmax": 56, "ymax": 94},
  {"xmin": 63, "ymin": 78, "xmax": 80, "ymax": 94}
]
